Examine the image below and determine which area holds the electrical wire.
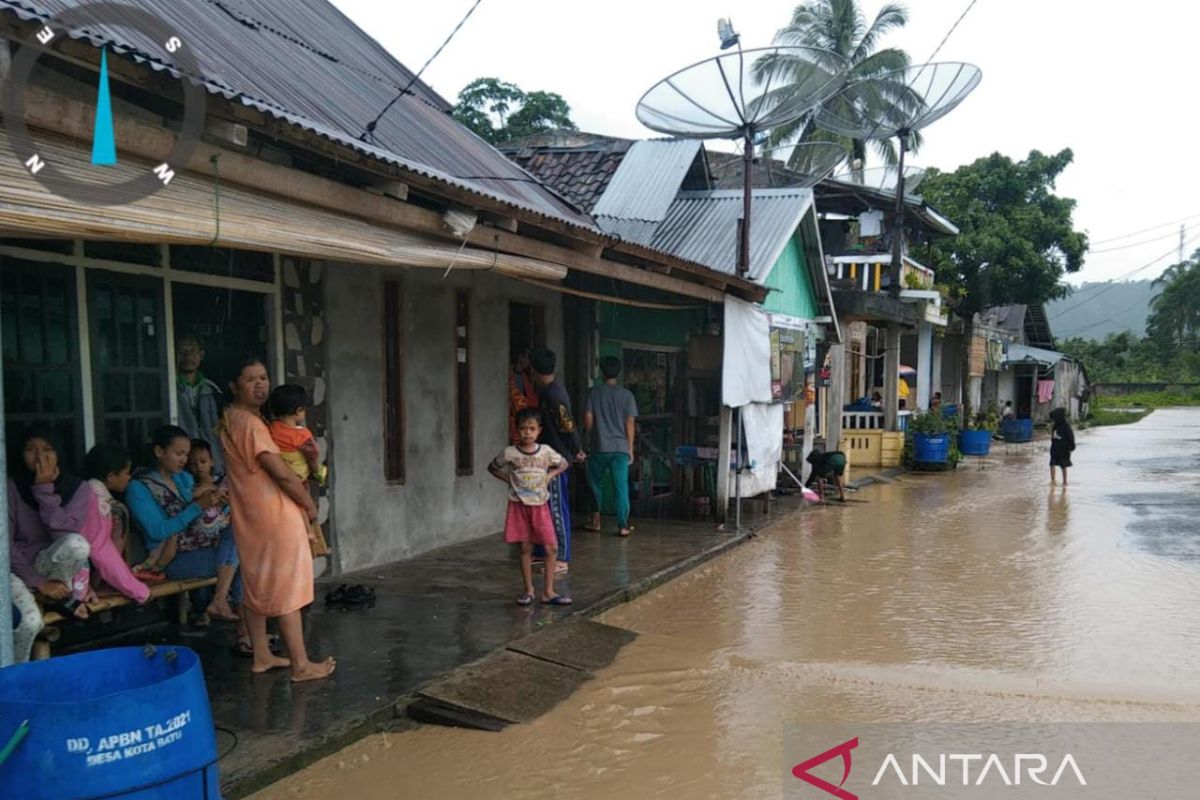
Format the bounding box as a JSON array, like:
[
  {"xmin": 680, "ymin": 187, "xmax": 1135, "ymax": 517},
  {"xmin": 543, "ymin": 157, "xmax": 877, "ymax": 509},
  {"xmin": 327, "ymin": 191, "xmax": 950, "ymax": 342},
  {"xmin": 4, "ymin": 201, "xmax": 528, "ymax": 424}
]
[
  {"xmin": 1089, "ymin": 212, "xmax": 1200, "ymax": 246},
  {"xmin": 359, "ymin": 0, "xmax": 485, "ymax": 142},
  {"xmin": 1089, "ymin": 227, "xmax": 1189, "ymax": 254},
  {"xmin": 1050, "ymin": 234, "xmax": 1200, "ymax": 325},
  {"xmin": 924, "ymin": 0, "xmax": 982, "ymax": 64}
]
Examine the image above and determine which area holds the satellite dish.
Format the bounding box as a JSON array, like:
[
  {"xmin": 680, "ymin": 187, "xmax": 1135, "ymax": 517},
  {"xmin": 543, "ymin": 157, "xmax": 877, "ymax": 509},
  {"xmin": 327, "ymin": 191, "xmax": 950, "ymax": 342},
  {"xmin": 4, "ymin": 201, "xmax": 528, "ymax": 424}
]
[
  {"xmin": 832, "ymin": 165, "xmax": 927, "ymax": 194},
  {"xmin": 714, "ymin": 142, "xmax": 847, "ymax": 189},
  {"xmin": 636, "ymin": 47, "xmax": 848, "ymax": 139},
  {"xmin": 636, "ymin": 46, "xmax": 848, "ymax": 274},
  {"xmin": 815, "ymin": 62, "xmax": 982, "ymax": 141},
  {"xmin": 814, "ymin": 62, "xmax": 981, "ymax": 296}
]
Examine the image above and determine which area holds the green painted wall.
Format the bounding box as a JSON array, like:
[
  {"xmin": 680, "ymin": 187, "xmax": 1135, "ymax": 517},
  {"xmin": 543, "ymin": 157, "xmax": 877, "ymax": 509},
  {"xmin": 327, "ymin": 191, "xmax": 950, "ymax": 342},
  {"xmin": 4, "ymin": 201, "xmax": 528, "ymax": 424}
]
[
  {"xmin": 598, "ymin": 304, "xmax": 704, "ymax": 348},
  {"xmin": 760, "ymin": 234, "xmax": 819, "ymax": 320}
]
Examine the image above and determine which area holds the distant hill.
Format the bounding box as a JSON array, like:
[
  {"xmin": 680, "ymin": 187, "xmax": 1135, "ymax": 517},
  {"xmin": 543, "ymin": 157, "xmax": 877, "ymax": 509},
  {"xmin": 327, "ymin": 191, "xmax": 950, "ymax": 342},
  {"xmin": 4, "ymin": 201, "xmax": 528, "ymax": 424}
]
[{"xmin": 1047, "ymin": 280, "xmax": 1157, "ymax": 341}]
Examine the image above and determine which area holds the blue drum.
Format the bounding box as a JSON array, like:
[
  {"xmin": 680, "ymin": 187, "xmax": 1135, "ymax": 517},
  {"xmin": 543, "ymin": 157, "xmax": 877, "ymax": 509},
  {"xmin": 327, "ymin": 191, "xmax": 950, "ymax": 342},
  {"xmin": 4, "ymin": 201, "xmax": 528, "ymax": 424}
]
[{"xmin": 0, "ymin": 646, "xmax": 219, "ymax": 799}]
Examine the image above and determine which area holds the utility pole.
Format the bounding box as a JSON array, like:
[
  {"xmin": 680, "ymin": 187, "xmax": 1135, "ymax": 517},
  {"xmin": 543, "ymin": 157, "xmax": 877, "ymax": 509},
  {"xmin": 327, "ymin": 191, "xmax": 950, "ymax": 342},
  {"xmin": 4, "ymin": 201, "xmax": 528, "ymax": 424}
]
[{"xmin": 1180, "ymin": 223, "xmax": 1186, "ymax": 265}]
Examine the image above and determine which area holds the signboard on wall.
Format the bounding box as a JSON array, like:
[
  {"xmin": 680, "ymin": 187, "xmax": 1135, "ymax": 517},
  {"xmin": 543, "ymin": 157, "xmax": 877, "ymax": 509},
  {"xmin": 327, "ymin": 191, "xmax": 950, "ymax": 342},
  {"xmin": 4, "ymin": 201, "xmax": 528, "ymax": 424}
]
[{"xmin": 770, "ymin": 326, "xmax": 807, "ymax": 403}]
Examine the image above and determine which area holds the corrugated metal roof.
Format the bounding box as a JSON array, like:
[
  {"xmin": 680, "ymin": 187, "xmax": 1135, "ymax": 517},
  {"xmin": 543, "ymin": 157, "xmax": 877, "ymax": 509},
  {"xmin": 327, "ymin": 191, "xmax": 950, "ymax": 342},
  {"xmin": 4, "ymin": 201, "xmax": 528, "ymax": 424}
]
[
  {"xmin": 0, "ymin": 0, "xmax": 594, "ymax": 229},
  {"xmin": 591, "ymin": 139, "xmax": 702, "ymax": 222},
  {"xmin": 648, "ymin": 189, "xmax": 814, "ymax": 283},
  {"xmin": 1004, "ymin": 343, "xmax": 1065, "ymax": 368}
]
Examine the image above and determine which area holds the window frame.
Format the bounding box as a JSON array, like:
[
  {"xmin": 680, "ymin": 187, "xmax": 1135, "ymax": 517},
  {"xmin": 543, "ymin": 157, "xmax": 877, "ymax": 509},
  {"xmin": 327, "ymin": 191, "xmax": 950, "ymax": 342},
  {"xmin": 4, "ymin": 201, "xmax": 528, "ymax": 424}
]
[
  {"xmin": 454, "ymin": 290, "xmax": 473, "ymax": 476},
  {"xmin": 382, "ymin": 279, "xmax": 406, "ymax": 484}
]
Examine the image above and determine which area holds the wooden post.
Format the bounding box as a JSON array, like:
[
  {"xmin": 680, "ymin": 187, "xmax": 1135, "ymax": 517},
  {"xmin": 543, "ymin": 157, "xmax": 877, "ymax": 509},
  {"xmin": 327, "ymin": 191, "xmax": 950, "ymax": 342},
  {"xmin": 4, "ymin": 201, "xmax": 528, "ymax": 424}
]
[
  {"xmin": 883, "ymin": 324, "xmax": 902, "ymax": 431},
  {"xmin": 825, "ymin": 343, "xmax": 846, "ymax": 452},
  {"xmin": 715, "ymin": 405, "xmax": 733, "ymax": 525},
  {"xmin": 931, "ymin": 334, "xmax": 944, "ymax": 404},
  {"xmin": 916, "ymin": 321, "xmax": 933, "ymax": 411}
]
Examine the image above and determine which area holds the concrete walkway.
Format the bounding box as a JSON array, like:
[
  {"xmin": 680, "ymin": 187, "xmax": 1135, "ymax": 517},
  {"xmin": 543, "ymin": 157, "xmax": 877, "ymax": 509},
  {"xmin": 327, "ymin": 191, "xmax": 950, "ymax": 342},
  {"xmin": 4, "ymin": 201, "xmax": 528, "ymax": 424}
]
[{"xmin": 175, "ymin": 499, "xmax": 804, "ymax": 796}]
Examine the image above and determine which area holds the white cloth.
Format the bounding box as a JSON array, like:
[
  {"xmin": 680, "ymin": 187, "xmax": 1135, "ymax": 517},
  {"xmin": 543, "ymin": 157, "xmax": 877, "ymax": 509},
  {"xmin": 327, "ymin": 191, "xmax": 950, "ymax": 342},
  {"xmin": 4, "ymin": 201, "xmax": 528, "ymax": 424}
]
[
  {"xmin": 859, "ymin": 209, "xmax": 884, "ymax": 237},
  {"xmin": 730, "ymin": 403, "xmax": 783, "ymax": 498},
  {"xmin": 722, "ymin": 296, "xmax": 772, "ymax": 408}
]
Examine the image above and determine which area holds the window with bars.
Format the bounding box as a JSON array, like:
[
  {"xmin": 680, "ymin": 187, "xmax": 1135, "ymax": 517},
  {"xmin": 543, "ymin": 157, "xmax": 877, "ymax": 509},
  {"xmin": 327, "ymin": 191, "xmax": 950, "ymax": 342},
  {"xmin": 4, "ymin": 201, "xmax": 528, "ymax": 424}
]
[
  {"xmin": 383, "ymin": 281, "xmax": 405, "ymax": 483},
  {"xmin": 0, "ymin": 258, "xmax": 84, "ymax": 469},
  {"xmin": 454, "ymin": 291, "xmax": 472, "ymax": 475}
]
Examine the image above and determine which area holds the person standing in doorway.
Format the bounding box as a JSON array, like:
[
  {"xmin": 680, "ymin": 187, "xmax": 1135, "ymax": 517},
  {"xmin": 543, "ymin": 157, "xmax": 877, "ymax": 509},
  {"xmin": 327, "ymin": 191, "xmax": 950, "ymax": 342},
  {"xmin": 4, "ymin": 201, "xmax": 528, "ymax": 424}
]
[
  {"xmin": 508, "ymin": 347, "xmax": 539, "ymax": 445},
  {"xmin": 176, "ymin": 334, "xmax": 225, "ymax": 473},
  {"xmin": 529, "ymin": 347, "xmax": 585, "ymax": 572},
  {"xmin": 1002, "ymin": 401, "xmax": 1016, "ymax": 420},
  {"xmin": 583, "ymin": 356, "xmax": 638, "ymax": 537}
]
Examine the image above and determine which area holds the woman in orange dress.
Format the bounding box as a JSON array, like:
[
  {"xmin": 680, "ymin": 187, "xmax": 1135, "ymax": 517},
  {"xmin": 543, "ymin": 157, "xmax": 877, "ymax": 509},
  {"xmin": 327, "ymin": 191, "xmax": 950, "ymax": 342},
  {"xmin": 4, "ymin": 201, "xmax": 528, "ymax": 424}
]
[{"xmin": 219, "ymin": 358, "xmax": 335, "ymax": 682}]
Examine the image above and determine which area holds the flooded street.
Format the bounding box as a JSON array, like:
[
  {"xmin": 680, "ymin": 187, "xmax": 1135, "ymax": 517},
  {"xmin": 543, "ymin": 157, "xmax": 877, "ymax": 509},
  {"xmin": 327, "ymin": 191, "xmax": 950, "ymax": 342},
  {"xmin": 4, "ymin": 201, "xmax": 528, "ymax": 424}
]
[{"xmin": 254, "ymin": 409, "xmax": 1200, "ymax": 800}]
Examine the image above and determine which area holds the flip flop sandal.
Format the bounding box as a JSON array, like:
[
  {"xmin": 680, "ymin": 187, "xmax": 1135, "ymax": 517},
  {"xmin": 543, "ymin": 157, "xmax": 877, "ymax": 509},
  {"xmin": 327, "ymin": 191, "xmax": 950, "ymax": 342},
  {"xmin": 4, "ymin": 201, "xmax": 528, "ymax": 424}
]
[
  {"xmin": 233, "ymin": 634, "xmax": 283, "ymax": 657},
  {"xmin": 326, "ymin": 584, "xmax": 375, "ymax": 609},
  {"xmin": 515, "ymin": 594, "xmax": 534, "ymax": 607},
  {"xmin": 540, "ymin": 595, "xmax": 573, "ymax": 606},
  {"xmin": 343, "ymin": 585, "xmax": 376, "ymax": 604},
  {"xmin": 133, "ymin": 570, "xmax": 167, "ymax": 584},
  {"xmin": 324, "ymin": 584, "xmax": 350, "ymax": 605}
]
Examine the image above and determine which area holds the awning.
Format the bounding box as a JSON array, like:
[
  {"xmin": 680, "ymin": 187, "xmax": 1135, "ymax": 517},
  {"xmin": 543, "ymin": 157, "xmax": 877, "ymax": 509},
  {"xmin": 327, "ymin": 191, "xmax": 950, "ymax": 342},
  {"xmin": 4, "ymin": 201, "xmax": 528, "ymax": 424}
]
[
  {"xmin": 0, "ymin": 134, "xmax": 566, "ymax": 281},
  {"xmin": 1004, "ymin": 344, "xmax": 1066, "ymax": 368}
]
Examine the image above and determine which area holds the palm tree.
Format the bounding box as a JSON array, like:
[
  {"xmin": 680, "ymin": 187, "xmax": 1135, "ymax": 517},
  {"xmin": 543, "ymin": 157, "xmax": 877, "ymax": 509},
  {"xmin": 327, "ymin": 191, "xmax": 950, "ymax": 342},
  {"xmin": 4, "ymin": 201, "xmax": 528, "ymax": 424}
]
[
  {"xmin": 1149, "ymin": 253, "xmax": 1200, "ymax": 351},
  {"xmin": 753, "ymin": 0, "xmax": 916, "ymax": 170}
]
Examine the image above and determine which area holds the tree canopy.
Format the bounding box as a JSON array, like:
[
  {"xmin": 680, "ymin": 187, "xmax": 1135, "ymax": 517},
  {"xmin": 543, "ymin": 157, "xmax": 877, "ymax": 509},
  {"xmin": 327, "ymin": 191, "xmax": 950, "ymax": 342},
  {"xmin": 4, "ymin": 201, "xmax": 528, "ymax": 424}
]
[
  {"xmin": 1147, "ymin": 251, "xmax": 1200, "ymax": 353},
  {"xmin": 452, "ymin": 78, "xmax": 576, "ymax": 145},
  {"xmin": 755, "ymin": 0, "xmax": 916, "ymax": 168},
  {"xmin": 920, "ymin": 149, "xmax": 1088, "ymax": 316}
]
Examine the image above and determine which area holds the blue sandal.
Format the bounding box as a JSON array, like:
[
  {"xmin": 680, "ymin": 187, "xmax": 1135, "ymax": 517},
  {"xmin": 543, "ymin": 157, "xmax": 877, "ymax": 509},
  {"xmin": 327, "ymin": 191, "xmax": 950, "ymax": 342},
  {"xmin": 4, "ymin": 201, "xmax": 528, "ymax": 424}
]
[
  {"xmin": 516, "ymin": 594, "xmax": 534, "ymax": 606},
  {"xmin": 540, "ymin": 595, "xmax": 572, "ymax": 606}
]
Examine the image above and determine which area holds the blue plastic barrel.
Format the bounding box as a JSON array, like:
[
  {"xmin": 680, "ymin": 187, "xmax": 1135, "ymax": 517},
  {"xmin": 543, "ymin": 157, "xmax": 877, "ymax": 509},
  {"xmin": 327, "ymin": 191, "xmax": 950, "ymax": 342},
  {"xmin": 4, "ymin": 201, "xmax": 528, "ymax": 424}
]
[
  {"xmin": 1001, "ymin": 418, "xmax": 1034, "ymax": 442},
  {"xmin": 0, "ymin": 647, "xmax": 219, "ymax": 800},
  {"xmin": 912, "ymin": 433, "xmax": 950, "ymax": 463},
  {"xmin": 958, "ymin": 429, "xmax": 992, "ymax": 456}
]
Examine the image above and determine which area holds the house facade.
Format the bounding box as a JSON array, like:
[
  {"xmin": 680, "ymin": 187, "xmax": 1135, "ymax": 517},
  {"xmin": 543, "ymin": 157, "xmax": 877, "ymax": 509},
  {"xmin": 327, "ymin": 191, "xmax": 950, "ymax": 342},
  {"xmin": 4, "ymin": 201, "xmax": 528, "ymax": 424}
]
[
  {"xmin": 0, "ymin": 1, "xmax": 764, "ymax": 575},
  {"xmin": 507, "ymin": 135, "xmax": 841, "ymax": 519}
]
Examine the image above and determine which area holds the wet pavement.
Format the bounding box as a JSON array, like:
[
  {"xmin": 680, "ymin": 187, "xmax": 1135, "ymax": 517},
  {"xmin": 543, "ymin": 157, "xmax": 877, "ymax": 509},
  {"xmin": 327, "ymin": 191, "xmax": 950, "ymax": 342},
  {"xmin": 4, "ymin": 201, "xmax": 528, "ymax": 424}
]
[
  {"xmin": 192, "ymin": 499, "xmax": 802, "ymax": 796},
  {"xmin": 249, "ymin": 409, "xmax": 1200, "ymax": 800}
]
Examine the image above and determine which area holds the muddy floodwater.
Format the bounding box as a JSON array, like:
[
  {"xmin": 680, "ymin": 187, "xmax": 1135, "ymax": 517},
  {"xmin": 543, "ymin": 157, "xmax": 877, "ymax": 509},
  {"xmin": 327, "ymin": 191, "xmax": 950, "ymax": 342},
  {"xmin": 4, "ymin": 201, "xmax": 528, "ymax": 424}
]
[{"xmin": 253, "ymin": 409, "xmax": 1200, "ymax": 799}]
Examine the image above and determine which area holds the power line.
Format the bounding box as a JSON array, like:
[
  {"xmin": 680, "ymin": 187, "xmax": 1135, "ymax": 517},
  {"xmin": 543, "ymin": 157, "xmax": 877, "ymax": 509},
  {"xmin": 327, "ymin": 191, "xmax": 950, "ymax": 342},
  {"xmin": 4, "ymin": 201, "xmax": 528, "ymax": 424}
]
[
  {"xmin": 1051, "ymin": 235, "xmax": 1200, "ymax": 323},
  {"xmin": 1089, "ymin": 212, "xmax": 1200, "ymax": 246},
  {"xmin": 359, "ymin": 0, "xmax": 485, "ymax": 142},
  {"xmin": 924, "ymin": 0, "xmax": 982, "ymax": 63},
  {"xmin": 1089, "ymin": 228, "xmax": 1188, "ymax": 254}
]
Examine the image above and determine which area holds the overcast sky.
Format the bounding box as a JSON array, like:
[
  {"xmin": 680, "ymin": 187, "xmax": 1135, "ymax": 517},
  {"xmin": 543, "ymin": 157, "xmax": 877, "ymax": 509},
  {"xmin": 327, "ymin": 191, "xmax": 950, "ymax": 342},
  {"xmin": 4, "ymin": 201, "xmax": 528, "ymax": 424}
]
[{"xmin": 330, "ymin": 0, "xmax": 1198, "ymax": 287}]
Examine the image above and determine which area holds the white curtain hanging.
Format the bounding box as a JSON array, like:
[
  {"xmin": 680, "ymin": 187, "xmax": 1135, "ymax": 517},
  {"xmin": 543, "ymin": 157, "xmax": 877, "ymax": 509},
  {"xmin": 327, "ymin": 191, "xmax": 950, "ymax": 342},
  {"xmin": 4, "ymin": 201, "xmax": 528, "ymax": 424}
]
[{"xmin": 722, "ymin": 295, "xmax": 772, "ymax": 407}]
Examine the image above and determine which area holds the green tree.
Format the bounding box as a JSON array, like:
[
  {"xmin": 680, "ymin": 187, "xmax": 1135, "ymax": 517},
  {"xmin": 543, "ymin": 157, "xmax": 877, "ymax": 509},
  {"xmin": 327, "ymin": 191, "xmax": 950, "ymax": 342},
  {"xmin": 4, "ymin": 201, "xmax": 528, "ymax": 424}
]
[
  {"xmin": 754, "ymin": 0, "xmax": 916, "ymax": 168},
  {"xmin": 452, "ymin": 78, "xmax": 576, "ymax": 144},
  {"xmin": 920, "ymin": 149, "xmax": 1088, "ymax": 316},
  {"xmin": 1148, "ymin": 252, "xmax": 1200, "ymax": 354},
  {"xmin": 504, "ymin": 90, "xmax": 576, "ymax": 141}
]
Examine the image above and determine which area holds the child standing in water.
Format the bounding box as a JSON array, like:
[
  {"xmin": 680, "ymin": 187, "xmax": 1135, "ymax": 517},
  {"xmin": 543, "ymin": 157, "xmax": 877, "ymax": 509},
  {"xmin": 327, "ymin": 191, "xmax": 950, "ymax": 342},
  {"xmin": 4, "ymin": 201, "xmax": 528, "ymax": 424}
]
[
  {"xmin": 488, "ymin": 408, "xmax": 571, "ymax": 606},
  {"xmin": 1049, "ymin": 407, "xmax": 1076, "ymax": 486},
  {"xmin": 268, "ymin": 384, "xmax": 328, "ymax": 556}
]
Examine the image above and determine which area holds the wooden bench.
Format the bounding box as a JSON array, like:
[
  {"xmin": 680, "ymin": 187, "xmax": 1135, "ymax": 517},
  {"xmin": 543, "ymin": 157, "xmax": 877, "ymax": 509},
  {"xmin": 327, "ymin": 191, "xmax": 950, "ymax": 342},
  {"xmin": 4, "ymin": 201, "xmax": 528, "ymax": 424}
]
[{"xmin": 34, "ymin": 577, "xmax": 218, "ymax": 660}]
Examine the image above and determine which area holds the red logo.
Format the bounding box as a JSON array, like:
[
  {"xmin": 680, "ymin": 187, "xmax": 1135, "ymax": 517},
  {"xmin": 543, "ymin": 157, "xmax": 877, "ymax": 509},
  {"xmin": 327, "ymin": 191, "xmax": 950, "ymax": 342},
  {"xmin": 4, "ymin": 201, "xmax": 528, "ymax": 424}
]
[{"xmin": 792, "ymin": 737, "xmax": 859, "ymax": 800}]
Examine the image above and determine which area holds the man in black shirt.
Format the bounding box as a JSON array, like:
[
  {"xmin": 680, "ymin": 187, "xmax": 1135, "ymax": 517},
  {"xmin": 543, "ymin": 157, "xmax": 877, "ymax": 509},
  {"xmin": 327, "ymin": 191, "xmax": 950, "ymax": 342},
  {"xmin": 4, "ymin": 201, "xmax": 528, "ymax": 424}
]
[{"xmin": 530, "ymin": 347, "xmax": 585, "ymax": 570}]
